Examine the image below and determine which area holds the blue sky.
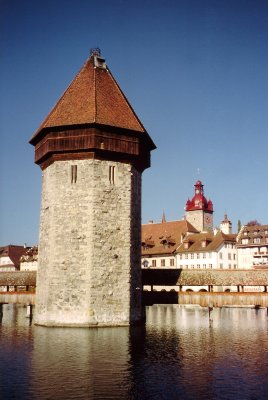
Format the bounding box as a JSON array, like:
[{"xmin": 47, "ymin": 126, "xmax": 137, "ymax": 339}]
[{"xmin": 1, "ymin": 0, "xmax": 268, "ymax": 245}]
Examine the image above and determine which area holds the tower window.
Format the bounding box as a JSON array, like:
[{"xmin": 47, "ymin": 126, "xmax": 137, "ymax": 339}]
[
  {"xmin": 109, "ymin": 166, "xmax": 115, "ymax": 184},
  {"xmin": 71, "ymin": 165, "xmax": 77, "ymax": 183}
]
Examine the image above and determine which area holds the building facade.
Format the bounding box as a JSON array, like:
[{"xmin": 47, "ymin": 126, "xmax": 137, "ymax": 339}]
[
  {"xmin": 142, "ymin": 219, "xmax": 199, "ymax": 269},
  {"xmin": 237, "ymin": 224, "xmax": 268, "ymax": 269},
  {"xmin": 20, "ymin": 246, "xmax": 38, "ymax": 271},
  {"xmin": 0, "ymin": 245, "xmax": 28, "ymax": 272},
  {"xmin": 176, "ymin": 231, "xmax": 237, "ymax": 270}
]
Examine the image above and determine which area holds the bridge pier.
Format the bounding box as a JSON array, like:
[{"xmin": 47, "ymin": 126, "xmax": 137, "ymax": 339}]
[{"xmin": 26, "ymin": 304, "xmax": 33, "ymax": 319}]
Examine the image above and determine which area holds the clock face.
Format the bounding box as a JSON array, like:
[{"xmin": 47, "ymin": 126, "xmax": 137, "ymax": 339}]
[{"xmin": 205, "ymin": 215, "xmax": 211, "ymax": 224}]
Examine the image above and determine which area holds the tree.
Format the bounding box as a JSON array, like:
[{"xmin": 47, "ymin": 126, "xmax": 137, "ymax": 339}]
[
  {"xmin": 237, "ymin": 219, "xmax": 242, "ymax": 232},
  {"xmin": 246, "ymin": 220, "xmax": 261, "ymax": 226}
]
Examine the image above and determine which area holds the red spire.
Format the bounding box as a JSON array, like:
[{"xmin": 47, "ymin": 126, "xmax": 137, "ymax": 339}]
[{"xmin": 185, "ymin": 180, "xmax": 213, "ymax": 212}]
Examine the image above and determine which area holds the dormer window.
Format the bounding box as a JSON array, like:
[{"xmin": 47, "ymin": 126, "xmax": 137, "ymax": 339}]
[
  {"xmin": 159, "ymin": 236, "xmax": 175, "ymax": 247},
  {"xmin": 201, "ymin": 237, "xmax": 212, "ymax": 248},
  {"xmin": 142, "ymin": 237, "xmax": 155, "ymax": 249}
]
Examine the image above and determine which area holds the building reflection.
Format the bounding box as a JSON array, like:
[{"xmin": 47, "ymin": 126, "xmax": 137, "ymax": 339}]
[{"xmin": 1, "ymin": 305, "xmax": 267, "ymax": 399}]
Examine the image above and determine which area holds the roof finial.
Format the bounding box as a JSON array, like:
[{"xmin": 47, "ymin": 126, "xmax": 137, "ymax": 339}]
[{"xmin": 90, "ymin": 47, "xmax": 101, "ymax": 57}]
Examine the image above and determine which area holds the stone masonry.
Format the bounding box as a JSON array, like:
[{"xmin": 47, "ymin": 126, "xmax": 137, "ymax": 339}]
[{"xmin": 34, "ymin": 159, "xmax": 142, "ymax": 326}]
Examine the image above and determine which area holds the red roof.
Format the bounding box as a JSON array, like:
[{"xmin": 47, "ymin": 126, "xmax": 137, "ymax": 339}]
[
  {"xmin": 0, "ymin": 245, "xmax": 29, "ymax": 268},
  {"xmin": 142, "ymin": 219, "xmax": 199, "ymax": 256},
  {"xmin": 177, "ymin": 231, "xmax": 237, "ymax": 253},
  {"xmin": 30, "ymin": 52, "xmax": 151, "ymax": 143},
  {"xmin": 185, "ymin": 180, "xmax": 213, "ymax": 212}
]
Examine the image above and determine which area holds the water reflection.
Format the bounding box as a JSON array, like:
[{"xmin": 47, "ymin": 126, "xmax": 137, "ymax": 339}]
[{"xmin": 0, "ymin": 304, "xmax": 267, "ymax": 400}]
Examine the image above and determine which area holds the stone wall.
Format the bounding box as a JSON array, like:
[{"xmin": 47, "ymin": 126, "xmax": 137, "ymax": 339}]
[
  {"xmin": 186, "ymin": 209, "xmax": 203, "ymax": 231},
  {"xmin": 35, "ymin": 159, "xmax": 142, "ymax": 327}
]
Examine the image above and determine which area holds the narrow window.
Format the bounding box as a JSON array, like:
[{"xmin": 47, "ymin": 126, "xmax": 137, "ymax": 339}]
[
  {"xmin": 170, "ymin": 259, "xmax": 174, "ymax": 267},
  {"xmin": 152, "ymin": 260, "xmax": 156, "ymax": 267},
  {"xmin": 161, "ymin": 259, "xmax": 165, "ymax": 267},
  {"xmin": 71, "ymin": 165, "xmax": 77, "ymax": 184},
  {"xmin": 109, "ymin": 166, "xmax": 115, "ymax": 184}
]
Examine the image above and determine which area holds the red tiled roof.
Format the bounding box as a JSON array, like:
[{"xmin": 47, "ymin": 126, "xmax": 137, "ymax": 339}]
[
  {"xmin": 0, "ymin": 245, "xmax": 29, "ymax": 268},
  {"xmin": 237, "ymin": 224, "xmax": 268, "ymax": 246},
  {"xmin": 31, "ymin": 53, "xmax": 148, "ymax": 142},
  {"xmin": 176, "ymin": 231, "xmax": 237, "ymax": 253},
  {"xmin": 141, "ymin": 220, "xmax": 199, "ymax": 256}
]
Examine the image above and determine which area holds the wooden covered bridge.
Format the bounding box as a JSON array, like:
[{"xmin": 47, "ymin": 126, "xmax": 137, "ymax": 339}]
[{"xmin": 1, "ymin": 269, "xmax": 268, "ymax": 312}]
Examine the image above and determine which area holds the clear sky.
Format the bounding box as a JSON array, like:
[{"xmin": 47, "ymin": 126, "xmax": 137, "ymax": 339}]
[{"xmin": 1, "ymin": 0, "xmax": 268, "ymax": 246}]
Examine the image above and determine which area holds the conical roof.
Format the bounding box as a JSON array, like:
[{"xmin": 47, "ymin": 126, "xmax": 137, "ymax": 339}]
[
  {"xmin": 30, "ymin": 51, "xmax": 149, "ymax": 143},
  {"xmin": 30, "ymin": 50, "xmax": 156, "ymax": 171}
]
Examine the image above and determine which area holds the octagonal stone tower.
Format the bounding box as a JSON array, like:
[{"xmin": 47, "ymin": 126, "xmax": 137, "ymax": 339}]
[{"xmin": 30, "ymin": 50, "xmax": 156, "ymax": 326}]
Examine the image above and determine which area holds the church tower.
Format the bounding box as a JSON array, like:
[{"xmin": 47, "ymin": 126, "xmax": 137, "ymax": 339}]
[
  {"xmin": 30, "ymin": 50, "xmax": 156, "ymax": 327},
  {"xmin": 220, "ymin": 214, "xmax": 232, "ymax": 234},
  {"xmin": 185, "ymin": 180, "xmax": 213, "ymax": 232}
]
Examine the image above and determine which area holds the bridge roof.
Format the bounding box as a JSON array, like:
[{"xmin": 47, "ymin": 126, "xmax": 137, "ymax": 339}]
[
  {"xmin": 142, "ymin": 268, "xmax": 268, "ymax": 286},
  {"xmin": 0, "ymin": 271, "xmax": 36, "ymax": 286}
]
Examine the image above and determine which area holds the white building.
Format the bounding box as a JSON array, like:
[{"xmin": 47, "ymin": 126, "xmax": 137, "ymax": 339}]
[
  {"xmin": 20, "ymin": 246, "xmax": 38, "ymax": 271},
  {"xmin": 0, "ymin": 245, "xmax": 28, "ymax": 272},
  {"xmin": 176, "ymin": 231, "xmax": 237, "ymax": 270},
  {"xmin": 141, "ymin": 217, "xmax": 198, "ymax": 269},
  {"xmin": 237, "ymin": 224, "xmax": 268, "ymax": 269}
]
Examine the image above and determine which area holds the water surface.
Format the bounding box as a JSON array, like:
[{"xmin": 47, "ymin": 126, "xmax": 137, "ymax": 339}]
[{"xmin": 0, "ymin": 304, "xmax": 267, "ymax": 399}]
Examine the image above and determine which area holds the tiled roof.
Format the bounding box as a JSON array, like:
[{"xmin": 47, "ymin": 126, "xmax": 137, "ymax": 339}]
[
  {"xmin": 31, "ymin": 53, "xmax": 149, "ymax": 142},
  {"xmin": 176, "ymin": 231, "xmax": 237, "ymax": 253},
  {"xmin": 237, "ymin": 224, "xmax": 268, "ymax": 246},
  {"xmin": 0, "ymin": 245, "xmax": 29, "ymax": 268},
  {"xmin": 141, "ymin": 220, "xmax": 199, "ymax": 256}
]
